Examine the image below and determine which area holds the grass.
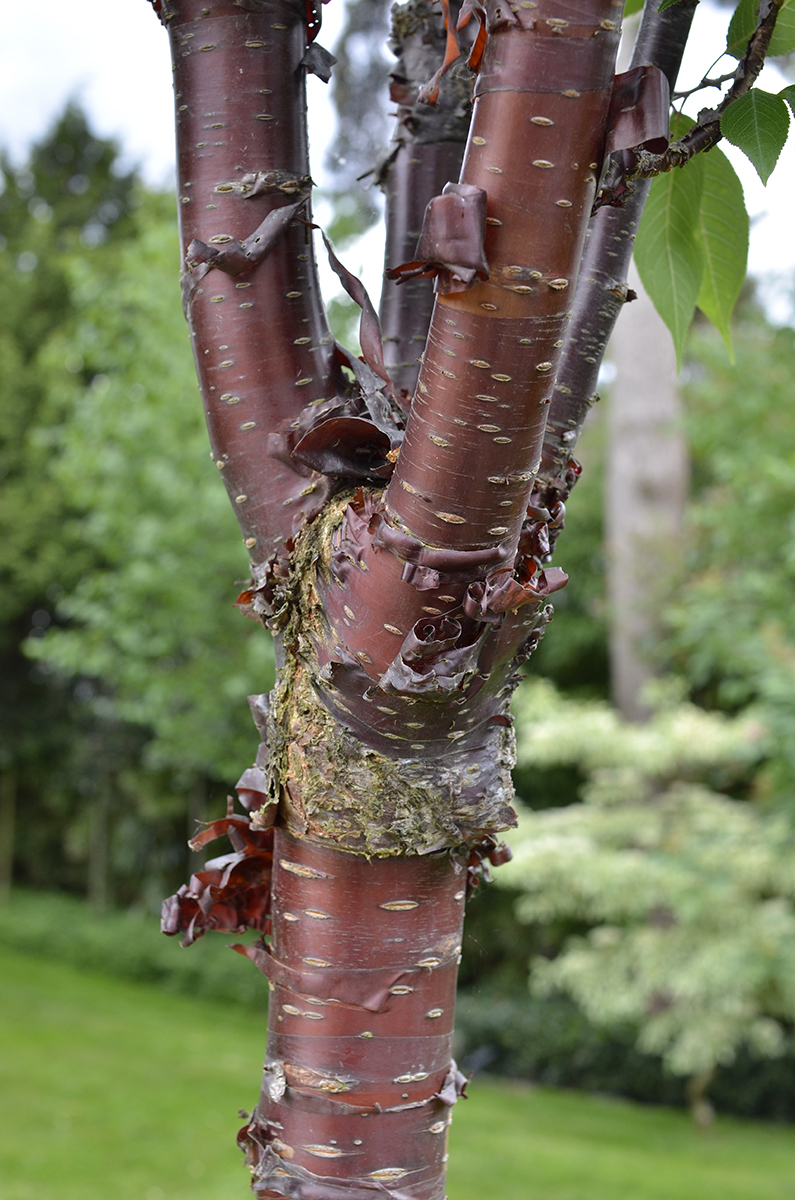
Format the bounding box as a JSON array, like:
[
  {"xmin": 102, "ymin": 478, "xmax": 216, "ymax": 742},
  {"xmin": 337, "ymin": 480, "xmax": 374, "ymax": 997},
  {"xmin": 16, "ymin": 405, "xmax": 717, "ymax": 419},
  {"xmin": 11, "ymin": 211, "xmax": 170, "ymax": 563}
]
[{"xmin": 1, "ymin": 946, "xmax": 794, "ymax": 1200}]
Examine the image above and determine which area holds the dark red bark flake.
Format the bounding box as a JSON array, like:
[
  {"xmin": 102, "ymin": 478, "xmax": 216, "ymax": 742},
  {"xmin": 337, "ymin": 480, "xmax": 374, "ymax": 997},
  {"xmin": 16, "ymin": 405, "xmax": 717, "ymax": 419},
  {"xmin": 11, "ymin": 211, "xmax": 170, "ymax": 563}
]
[
  {"xmin": 292, "ymin": 418, "xmax": 394, "ymax": 482},
  {"xmin": 416, "ymin": 0, "xmax": 463, "ymax": 105},
  {"xmin": 161, "ymin": 797, "xmax": 275, "ymax": 946},
  {"xmin": 235, "ymin": 830, "xmax": 471, "ymax": 1200},
  {"xmin": 385, "ymin": 183, "xmax": 489, "ymax": 295},
  {"xmin": 183, "ymin": 190, "xmax": 311, "ymax": 306},
  {"xmin": 604, "ymin": 66, "xmax": 670, "ymax": 157},
  {"xmin": 321, "ymin": 234, "xmax": 395, "ymax": 398}
]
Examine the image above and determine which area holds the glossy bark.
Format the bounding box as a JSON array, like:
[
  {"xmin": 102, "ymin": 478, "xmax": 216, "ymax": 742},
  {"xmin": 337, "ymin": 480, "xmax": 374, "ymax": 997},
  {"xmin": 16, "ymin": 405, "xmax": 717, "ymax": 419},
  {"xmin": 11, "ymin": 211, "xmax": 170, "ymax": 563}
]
[
  {"xmin": 536, "ymin": 0, "xmax": 696, "ymax": 504},
  {"xmin": 153, "ymin": 2, "xmax": 636, "ymax": 1196},
  {"xmin": 379, "ymin": 0, "xmax": 471, "ymax": 401},
  {"xmin": 161, "ymin": 0, "xmax": 342, "ymax": 571}
]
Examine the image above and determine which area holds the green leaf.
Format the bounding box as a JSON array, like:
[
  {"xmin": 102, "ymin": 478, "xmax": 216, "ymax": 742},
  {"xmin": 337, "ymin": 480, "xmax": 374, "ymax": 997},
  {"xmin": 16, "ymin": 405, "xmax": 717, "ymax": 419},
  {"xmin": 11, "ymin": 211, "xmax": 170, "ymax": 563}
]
[
  {"xmin": 695, "ymin": 148, "xmax": 748, "ymax": 359},
  {"xmin": 727, "ymin": 0, "xmax": 795, "ymax": 58},
  {"xmin": 727, "ymin": 0, "xmax": 758, "ymax": 58},
  {"xmin": 770, "ymin": 0, "xmax": 795, "ymax": 53},
  {"xmin": 721, "ymin": 89, "xmax": 790, "ymax": 185},
  {"xmin": 781, "ymin": 83, "xmax": 795, "ymax": 119},
  {"xmin": 634, "ymin": 117, "xmax": 706, "ymax": 367}
]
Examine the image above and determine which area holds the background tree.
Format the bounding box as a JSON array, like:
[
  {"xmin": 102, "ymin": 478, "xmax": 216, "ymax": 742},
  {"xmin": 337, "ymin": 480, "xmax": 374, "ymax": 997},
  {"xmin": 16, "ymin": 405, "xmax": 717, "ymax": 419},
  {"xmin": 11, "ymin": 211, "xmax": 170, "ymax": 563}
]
[{"xmin": 0, "ymin": 105, "xmax": 138, "ymax": 902}]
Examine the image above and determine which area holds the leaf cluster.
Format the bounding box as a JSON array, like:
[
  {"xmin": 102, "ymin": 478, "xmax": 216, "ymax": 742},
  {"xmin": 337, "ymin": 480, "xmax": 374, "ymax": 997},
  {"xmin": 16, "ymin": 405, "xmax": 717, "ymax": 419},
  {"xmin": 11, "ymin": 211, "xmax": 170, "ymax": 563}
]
[
  {"xmin": 633, "ymin": 1, "xmax": 794, "ymax": 361},
  {"xmin": 635, "ymin": 115, "xmax": 748, "ymax": 363}
]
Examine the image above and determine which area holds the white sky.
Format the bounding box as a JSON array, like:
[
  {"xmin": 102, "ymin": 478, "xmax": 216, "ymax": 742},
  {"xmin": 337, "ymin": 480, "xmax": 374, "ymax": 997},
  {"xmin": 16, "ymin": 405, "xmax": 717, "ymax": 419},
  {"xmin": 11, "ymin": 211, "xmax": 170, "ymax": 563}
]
[{"xmin": 0, "ymin": 0, "xmax": 792, "ymax": 319}]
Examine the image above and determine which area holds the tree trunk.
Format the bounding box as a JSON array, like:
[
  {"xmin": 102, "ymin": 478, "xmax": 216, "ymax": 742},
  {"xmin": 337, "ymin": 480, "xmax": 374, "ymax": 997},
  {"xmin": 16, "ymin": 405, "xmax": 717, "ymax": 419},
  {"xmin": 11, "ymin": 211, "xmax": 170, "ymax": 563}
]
[
  {"xmin": 88, "ymin": 781, "xmax": 111, "ymax": 914},
  {"xmin": 606, "ymin": 266, "xmax": 688, "ymax": 720},
  {"xmin": 148, "ymin": 0, "xmax": 701, "ymax": 1193},
  {"xmin": 0, "ymin": 766, "xmax": 16, "ymax": 903}
]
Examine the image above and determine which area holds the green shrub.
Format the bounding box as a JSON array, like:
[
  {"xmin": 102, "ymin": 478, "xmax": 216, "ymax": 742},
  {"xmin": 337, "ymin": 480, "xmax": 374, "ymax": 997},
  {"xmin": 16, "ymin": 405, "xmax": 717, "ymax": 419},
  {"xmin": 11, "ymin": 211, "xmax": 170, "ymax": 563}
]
[{"xmin": 0, "ymin": 889, "xmax": 267, "ymax": 1010}]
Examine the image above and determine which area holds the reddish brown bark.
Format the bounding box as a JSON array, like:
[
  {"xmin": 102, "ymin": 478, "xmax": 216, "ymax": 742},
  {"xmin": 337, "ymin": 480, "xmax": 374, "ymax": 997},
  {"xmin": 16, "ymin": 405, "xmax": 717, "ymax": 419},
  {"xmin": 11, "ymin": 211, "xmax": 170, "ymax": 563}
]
[
  {"xmin": 537, "ymin": 0, "xmax": 697, "ymax": 510},
  {"xmin": 294, "ymin": 2, "xmax": 621, "ymax": 808},
  {"xmin": 154, "ymin": 2, "xmax": 635, "ymax": 1196},
  {"xmin": 387, "ymin": 0, "xmax": 621, "ymax": 551},
  {"xmin": 238, "ymin": 831, "xmax": 467, "ymax": 1199},
  {"xmin": 157, "ymin": 0, "xmax": 343, "ymax": 571},
  {"xmin": 379, "ymin": 0, "xmax": 472, "ymax": 402}
]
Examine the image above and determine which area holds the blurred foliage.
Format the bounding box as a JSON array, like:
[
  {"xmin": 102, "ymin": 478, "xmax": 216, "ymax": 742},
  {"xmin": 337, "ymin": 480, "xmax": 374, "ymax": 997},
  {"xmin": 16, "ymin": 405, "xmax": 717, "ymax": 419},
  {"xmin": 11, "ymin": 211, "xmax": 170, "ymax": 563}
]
[
  {"xmin": 454, "ymin": 988, "xmax": 795, "ymax": 1122},
  {"xmin": 0, "ymin": 105, "xmax": 160, "ymax": 905},
  {"xmin": 0, "ymin": 106, "xmax": 272, "ymax": 908},
  {"xmin": 502, "ymin": 680, "xmax": 795, "ymax": 1091},
  {"xmin": 0, "ymin": 104, "xmax": 136, "ymax": 629},
  {"xmin": 0, "ymin": 888, "xmax": 267, "ymax": 1009},
  {"xmin": 27, "ymin": 196, "xmax": 274, "ymax": 782},
  {"xmin": 665, "ymin": 314, "xmax": 795, "ymax": 808}
]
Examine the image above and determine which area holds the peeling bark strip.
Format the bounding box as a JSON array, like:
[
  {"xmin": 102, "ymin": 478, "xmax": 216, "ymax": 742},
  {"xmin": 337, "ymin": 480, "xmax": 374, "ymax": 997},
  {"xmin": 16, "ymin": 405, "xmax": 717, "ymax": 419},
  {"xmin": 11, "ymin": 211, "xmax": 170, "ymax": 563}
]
[
  {"xmin": 161, "ymin": 798, "xmax": 274, "ymax": 945},
  {"xmin": 161, "ymin": 0, "xmax": 344, "ymax": 568},
  {"xmin": 237, "ymin": 830, "xmax": 468, "ymax": 1200}
]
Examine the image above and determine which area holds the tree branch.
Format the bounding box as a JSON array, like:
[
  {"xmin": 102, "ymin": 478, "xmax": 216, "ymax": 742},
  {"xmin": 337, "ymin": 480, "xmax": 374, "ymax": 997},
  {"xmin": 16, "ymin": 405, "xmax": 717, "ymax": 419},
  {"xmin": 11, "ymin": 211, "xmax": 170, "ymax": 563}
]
[
  {"xmin": 609, "ymin": 0, "xmax": 783, "ymax": 193},
  {"xmin": 536, "ymin": 0, "xmax": 698, "ymax": 508},
  {"xmin": 153, "ymin": 0, "xmax": 344, "ymax": 573},
  {"xmin": 378, "ymin": 0, "xmax": 472, "ymax": 404}
]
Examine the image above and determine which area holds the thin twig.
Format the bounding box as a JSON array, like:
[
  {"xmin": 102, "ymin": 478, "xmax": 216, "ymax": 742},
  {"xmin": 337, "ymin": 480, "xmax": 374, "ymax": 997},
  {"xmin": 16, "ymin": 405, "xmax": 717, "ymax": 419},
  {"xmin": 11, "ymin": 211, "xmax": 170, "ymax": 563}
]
[
  {"xmin": 597, "ymin": 0, "xmax": 783, "ymax": 205},
  {"xmin": 672, "ymin": 68, "xmax": 735, "ymax": 102},
  {"xmin": 634, "ymin": 0, "xmax": 783, "ymax": 177}
]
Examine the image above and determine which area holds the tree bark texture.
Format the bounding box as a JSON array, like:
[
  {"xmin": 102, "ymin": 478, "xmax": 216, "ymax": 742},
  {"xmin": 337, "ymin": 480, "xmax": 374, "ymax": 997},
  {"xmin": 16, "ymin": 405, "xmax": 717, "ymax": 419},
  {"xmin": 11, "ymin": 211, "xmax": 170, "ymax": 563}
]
[
  {"xmin": 149, "ymin": 1, "xmax": 652, "ymax": 1195},
  {"xmin": 161, "ymin": 0, "xmax": 344, "ymax": 574},
  {"xmin": 536, "ymin": 0, "xmax": 696, "ymax": 513},
  {"xmin": 379, "ymin": 0, "xmax": 472, "ymax": 402}
]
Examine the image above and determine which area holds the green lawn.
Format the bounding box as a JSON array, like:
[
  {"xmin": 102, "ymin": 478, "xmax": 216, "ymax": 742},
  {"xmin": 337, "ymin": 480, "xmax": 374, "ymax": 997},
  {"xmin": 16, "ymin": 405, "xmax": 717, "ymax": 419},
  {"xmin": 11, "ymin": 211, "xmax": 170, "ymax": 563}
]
[{"xmin": 1, "ymin": 947, "xmax": 793, "ymax": 1200}]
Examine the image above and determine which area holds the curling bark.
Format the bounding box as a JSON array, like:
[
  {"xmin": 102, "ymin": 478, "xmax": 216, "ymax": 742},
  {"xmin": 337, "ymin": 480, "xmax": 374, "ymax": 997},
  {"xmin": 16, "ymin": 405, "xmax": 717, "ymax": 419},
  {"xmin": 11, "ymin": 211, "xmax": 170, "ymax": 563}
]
[{"xmin": 146, "ymin": 1, "xmax": 685, "ymax": 1196}]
